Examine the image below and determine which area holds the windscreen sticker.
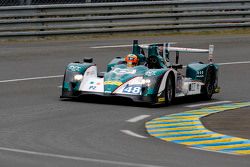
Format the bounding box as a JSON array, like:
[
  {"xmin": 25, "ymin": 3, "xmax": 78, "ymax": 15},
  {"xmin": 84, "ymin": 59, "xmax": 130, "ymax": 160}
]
[{"xmin": 112, "ymin": 68, "xmax": 136, "ymax": 75}]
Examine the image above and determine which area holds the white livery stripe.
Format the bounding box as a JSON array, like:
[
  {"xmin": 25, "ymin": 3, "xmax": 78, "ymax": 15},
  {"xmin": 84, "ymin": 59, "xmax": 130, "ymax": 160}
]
[
  {"xmin": 0, "ymin": 146, "xmax": 164, "ymax": 167},
  {"xmin": 167, "ymin": 46, "xmax": 209, "ymax": 53},
  {"xmin": 121, "ymin": 130, "xmax": 148, "ymax": 139},
  {"xmin": 126, "ymin": 115, "xmax": 151, "ymax": 123},
  {"xmin": 185, "ymin": 101, "xmax": 232, "ymax": 108}
]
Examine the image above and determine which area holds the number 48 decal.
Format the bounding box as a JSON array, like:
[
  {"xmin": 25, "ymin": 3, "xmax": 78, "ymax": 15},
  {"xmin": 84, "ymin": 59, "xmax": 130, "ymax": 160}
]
[{"xmin": 123, "ymin": 85, "xmax": 141, "ymax": 95}]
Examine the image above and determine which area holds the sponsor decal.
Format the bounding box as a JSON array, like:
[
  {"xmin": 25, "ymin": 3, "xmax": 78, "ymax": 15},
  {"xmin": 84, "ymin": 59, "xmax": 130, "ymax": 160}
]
[
  {"xmin": 215, "ymin": 87, "xmax": 220, "ymax": 93},
  {"xmin": 196, "ymin": 71, "xmax": 204, "ymax": 78},
  {"xmin": 189, "ymin": 83, "xmax": 196, "ymax": 91},
  {"xmin": 145, "ymin": 71, "xmax": 156, "ymax": 76},
  {"xmin": 68, "ymin": 65, "xmax": 81, "ymax": 72},
  {"xmin": 104, "ymin": 91, "xmax": 112, "ymax": 93},
  {"xmin": 89, "ymin": 86, "xmax": 96, "ymax": 90},
  {"xmin": 89, "ymin": 81, "xmax": 101, "ymax": 85},
  {"xmin": 104, "ymin": 81, "xmax": 122, "ymax": 86},
  {"xmin": 188, "ymin": 82, "xmax": 202, "ymax": 92},
  {"xmin": 158, "ymin": 97, "xmax": 165, "ymax": 102}
]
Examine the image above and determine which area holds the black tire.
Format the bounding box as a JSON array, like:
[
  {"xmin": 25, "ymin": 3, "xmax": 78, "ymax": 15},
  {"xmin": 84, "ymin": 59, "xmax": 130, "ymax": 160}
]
[
  {"xmin": 165, "ymin": 75, "xmax": 175, "ymax": 105},
  {"xmin": 203, "ymin": 66, "xmax": 216, "ymax": 100}
]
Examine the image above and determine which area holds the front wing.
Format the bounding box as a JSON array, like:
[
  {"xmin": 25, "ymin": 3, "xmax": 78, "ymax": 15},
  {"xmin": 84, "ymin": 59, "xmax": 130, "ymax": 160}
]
[{"xmin": 60, "ymin": 89, "xmax": 159, "ymax": 104}]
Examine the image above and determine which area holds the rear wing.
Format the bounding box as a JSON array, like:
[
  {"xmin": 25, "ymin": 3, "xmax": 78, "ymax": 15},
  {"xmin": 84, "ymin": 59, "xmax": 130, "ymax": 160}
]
[
  {"xmin": 166, "ymin": 43, "xmax": 214, "ymax": 63},
  {"xmin": 133, "ymin": 40, "xmax": 214, "ymax": 65}
]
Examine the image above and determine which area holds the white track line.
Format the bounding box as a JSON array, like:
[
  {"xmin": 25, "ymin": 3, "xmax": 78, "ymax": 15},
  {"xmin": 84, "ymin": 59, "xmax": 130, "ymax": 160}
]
[
  {"xmin": 0, "ymin": 146, "xmax": 163, "ymax": 167},
  {"xmin": 91, "ymin": 44, "xmax": 132, "ymax": 49},
  {"xmin": 0, "ymin": 75, "xmax": 63, "ymax": 83},
  {"xmin": 185, "ymin": 101, "xmax": 232, "ymax": 108},
  {"xmin": 121, "ymin": 130, "xmax": 148, "ymax": 139},
  {"xmin": 126, "ymin": 115, "xmax": 151, "ymax": 123},
  {"xmin": 189, "ymin": 147, "xmax": 238, "ymax": 155},
  {"xmin": 218, "ymin": 61, "xmax": 250, "ymax": 65},
  {"xmin": 0, "ymin": 61, "xmax": 250, "ymax": 84},
  {"xmin": 91, "ymin": 43, "xmax": 154, "ymax": 49}
]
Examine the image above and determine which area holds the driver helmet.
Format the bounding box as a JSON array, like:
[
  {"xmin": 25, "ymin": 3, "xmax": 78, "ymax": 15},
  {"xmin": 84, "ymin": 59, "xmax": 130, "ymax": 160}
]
[{"xmin": 125, "ymin": 54, "xmax": 139, "ymax": 67}]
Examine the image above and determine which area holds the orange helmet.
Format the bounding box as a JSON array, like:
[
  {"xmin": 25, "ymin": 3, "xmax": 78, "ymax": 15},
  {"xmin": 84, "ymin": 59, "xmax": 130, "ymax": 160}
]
[{"xmin": 125, "ymin": 54, "xmax": 139, "ymax": 67}]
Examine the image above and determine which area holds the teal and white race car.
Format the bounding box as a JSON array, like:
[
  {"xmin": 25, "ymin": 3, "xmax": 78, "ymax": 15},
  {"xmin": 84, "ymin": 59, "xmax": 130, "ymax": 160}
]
[{"xmin": 60, "ymin": 40, "xmax": 220, "ymax": 105}]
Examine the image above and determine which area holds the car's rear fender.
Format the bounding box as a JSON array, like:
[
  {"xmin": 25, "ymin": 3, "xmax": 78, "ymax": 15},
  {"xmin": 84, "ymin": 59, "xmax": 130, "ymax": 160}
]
[{"xmin": 186, "ymin": 62, "xmax": 219, "ymax": 82}]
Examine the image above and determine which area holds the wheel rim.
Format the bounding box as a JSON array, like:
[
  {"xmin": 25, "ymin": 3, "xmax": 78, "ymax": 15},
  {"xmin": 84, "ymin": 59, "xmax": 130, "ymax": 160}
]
[
  {"xmin": 206, "ymin": 81, "xmax": 213, "ymax": 96},
  {"xmin": 167, "ymin": 79, "xmax": 173, "ymax": 102},
  {"xmin": 206, "ymin": 70, "xmax": 214, "ymax": 96}
]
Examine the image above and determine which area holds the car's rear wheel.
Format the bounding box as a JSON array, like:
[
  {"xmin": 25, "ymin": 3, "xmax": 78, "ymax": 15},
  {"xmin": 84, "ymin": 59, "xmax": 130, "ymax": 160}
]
[
  {"xmin": 165, "ymin": 75, "xmax": 175, "ymax": 105},
  {"xmin": 203, "ymin": 66, "xmax": 216, "ymax": 100}
]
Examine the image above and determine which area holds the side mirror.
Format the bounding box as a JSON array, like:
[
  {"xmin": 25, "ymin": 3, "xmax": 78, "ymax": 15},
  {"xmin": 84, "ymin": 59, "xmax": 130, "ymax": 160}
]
[
  {"xmin": 133, "ymin": 40, "xmax": 138, "ymax": 45},
  {"xmin": 83, "ymin": 57, "xmax": 93, "ymax": 63}
]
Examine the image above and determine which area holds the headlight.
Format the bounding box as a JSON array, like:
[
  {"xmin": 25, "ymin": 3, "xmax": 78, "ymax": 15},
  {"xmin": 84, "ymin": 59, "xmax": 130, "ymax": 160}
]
[
  {"xmin": 141, "ymin": 79, "xmax": 151, "ymax": 86},
  {"xmin": 73, "ymin": 74, "xmax": 83, "ymax": 81}
]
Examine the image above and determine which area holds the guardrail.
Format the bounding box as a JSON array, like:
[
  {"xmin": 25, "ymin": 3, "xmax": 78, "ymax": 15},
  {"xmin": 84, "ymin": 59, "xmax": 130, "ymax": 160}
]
[
  {"xmin": 0, "ymin": 0, "xmax": 250, "ymax": 37},
  {"xmin": 0, "ymin": 0, "xmax": 158, "ymax": 6}
]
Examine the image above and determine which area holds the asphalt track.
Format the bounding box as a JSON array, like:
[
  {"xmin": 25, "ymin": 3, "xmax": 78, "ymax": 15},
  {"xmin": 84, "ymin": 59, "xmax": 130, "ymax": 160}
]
[{"xmin": 0, "ymin": 34, "xmax": 250, "ymax": 167}]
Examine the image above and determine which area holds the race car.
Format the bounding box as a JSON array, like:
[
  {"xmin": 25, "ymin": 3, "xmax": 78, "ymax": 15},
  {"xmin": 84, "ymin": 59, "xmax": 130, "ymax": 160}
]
[{"xmin": 60, "ymin": 40, "xmax": 220, "ymax": 105}]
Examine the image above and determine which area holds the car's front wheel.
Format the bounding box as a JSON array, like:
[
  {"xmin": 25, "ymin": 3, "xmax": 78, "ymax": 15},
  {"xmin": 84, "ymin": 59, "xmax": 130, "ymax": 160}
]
[{"xmin": 165, "ymin": 75, "xmax": 175, "ymax": 105}]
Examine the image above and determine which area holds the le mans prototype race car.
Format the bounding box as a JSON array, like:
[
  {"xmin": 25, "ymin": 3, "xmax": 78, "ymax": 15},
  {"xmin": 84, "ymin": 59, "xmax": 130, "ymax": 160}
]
[{"xmin": 60, "ymin": 40, "xmax": 220, "ymax": 105}]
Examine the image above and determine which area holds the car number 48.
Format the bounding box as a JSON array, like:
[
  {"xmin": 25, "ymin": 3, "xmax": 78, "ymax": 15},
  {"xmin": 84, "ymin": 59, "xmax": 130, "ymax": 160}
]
[{"xmin": 123, "ymin": 85, "xmax": 141, "ymax": 94}]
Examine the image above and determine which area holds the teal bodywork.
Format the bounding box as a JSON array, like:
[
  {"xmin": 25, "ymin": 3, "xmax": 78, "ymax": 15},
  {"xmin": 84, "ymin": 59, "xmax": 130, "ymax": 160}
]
[
  {"xmin": 66, "ymin": 63, "xmax": 93, "ymax": 74},
  {"xmin": 63, "ymin": 62, "xmax": 93, "ymax": 91},
  {"xmin": 186, "ymin": 62, "xmax": 219, "ymax": 82},
  {"xmin": 107, "ymin": 57, "xmax": 124, "ymax": 72},
  {"xmin": 104, "ymin": 64, "xmax": 166, "ymax": 96},
  {"xmin": 143, "ymin": 69, "xmax": 166, "ymax": 96}
]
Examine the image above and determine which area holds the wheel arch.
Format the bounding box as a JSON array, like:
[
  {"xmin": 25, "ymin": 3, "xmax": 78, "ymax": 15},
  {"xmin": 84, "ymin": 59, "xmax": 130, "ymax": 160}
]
[
  {"xmin": 157, "ymin": 69, "xmax": 177, "ymax": 95},
  {"xmin": 168, "ymin": 71, "xmax": 176, "ymax": 92}
]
